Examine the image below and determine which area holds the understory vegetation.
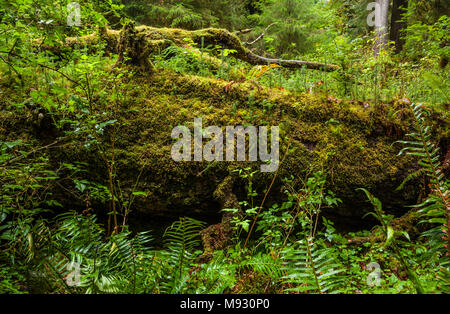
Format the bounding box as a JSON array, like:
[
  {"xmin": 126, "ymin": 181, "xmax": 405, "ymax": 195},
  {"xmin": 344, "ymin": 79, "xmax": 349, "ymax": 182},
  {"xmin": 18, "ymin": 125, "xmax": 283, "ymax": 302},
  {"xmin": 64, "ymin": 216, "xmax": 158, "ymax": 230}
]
[{"xmin": 0, "ymin": 0, "xmax": 448, "ymax": 294}]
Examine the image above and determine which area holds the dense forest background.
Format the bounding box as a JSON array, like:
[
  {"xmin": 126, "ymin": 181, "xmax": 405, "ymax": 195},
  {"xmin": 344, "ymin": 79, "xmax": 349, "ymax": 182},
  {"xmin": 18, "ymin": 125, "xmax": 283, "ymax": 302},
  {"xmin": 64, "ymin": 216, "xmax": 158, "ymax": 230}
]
[{"xmin": 0, "ymin": 0, "xmax": 448, "ymax": 294}]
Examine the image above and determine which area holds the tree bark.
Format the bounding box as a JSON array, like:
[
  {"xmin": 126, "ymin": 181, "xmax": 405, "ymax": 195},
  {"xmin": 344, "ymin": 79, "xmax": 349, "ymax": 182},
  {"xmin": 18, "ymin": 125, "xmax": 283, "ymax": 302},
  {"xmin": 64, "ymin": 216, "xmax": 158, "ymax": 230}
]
[
  {"xmin": 390, "ymin": 0, "xmax": 408, "ymax": 53},
  {"xmin": 374, "ymin": 0, "xmax": 390, "ymax": 55}
]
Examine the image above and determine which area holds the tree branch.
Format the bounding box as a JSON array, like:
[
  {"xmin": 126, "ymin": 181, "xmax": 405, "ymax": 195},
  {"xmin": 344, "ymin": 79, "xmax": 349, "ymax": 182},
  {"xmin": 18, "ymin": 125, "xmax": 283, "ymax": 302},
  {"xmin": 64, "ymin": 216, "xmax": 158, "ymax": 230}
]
[
  {"xmin": 245, "ymin": 22, "xmax": 277, "ymax": 46},
  {"xmin": 245, "ymin": 51, "xmax": 339, "ymax": 72}
]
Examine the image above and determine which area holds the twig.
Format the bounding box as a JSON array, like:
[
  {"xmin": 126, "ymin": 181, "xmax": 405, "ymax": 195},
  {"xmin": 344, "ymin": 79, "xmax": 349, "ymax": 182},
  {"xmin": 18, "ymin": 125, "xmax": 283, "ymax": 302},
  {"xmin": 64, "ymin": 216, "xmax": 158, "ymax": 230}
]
[
  {"xmin": 0, "ymin": 50, "xmax": 81, "ymax": 85},
  {"xmin": 1, "ymin": 137, "xmax": 70, "ymax": 166},
  {"xmin": 234, "ymin": 28, "xmax": 253, "ymax": 35},
  {"xmin": 0, "ymin": 54, "xmax": 23, "ymax": 85}
]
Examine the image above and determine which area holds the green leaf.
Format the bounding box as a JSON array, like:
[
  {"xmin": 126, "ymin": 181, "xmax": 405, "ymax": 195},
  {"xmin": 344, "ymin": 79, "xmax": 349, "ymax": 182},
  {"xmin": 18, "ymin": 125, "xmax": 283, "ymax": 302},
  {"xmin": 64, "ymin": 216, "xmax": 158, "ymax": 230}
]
[
  {"xmin": 132, "ymin": 191, "xmax": 147, "ymax": 197},
  {"xmin": 384, "ymin": 226, "xmax": 394, "ymax": 247}
]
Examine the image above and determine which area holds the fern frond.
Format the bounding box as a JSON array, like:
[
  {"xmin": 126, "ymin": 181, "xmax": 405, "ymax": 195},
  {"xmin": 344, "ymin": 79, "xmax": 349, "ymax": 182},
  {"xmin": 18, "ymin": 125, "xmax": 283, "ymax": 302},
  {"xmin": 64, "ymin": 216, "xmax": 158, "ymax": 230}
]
[
  {"xmin": 240, "ymin": 252, "xmax": 283, "ymax": 279},
  {"xmin": 164, "ymin": 217, "xmax": 206, "ymax": 252},
  {"xmin": 196, "ymin": 254, "xmax": 236, "ymax": 294},
  {"xmin": 397, "ymin": 103, "xmax": 449, "ymax": 281},
  {"xmin": 282, "ymin": 237, "xmax": 346, "ymax": 294},
  {"xmin": 396, "ymin": 167, "xmax": 427, "ymax": 191},
  {"xmin": 156, "ymin": 217, "xmax": 206, "ymax": 293}
]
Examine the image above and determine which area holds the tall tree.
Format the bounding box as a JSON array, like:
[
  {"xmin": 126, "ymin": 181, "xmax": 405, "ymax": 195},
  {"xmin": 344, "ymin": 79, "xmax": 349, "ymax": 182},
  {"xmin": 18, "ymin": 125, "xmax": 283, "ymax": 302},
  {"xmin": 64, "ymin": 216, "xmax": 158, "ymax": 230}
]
[
  {"xmin": 374, "ymin": 0, "xmax": 390, "ymax": 55},
  {"xmin": 390, "ymin": 0, "xmax": 408, "ymax": 53}
]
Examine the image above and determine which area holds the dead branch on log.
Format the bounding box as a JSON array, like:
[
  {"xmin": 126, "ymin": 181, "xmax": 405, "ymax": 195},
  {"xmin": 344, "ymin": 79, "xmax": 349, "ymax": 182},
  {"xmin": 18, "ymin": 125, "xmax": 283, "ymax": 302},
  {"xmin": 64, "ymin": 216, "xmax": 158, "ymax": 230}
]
[
  {"xmin": 245, "ymin": 51, "xmax": 339, "ymax": 72},
  {"xmin": 234, "ymin": 28, "xmax": 253, "ymax": 35},
  {"xmin": 245, "ymin": 22, "xmax": 277, "ymax": 46}
]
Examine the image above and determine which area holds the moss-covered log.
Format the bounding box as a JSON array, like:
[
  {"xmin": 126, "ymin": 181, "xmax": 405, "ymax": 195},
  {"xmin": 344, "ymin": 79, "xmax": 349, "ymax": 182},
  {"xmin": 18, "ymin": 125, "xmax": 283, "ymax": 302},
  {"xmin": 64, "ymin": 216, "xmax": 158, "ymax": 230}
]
[
  {"xmin": 2, "ymin": 31, "xmax": 449, "ymax": 247},
  {"xmin": 49, "ymin": 25, "xmax": 339, "ymax": 72},
  {"xmin": 1, "ymin": 67, "xmax": 448, "ymax": 228}
]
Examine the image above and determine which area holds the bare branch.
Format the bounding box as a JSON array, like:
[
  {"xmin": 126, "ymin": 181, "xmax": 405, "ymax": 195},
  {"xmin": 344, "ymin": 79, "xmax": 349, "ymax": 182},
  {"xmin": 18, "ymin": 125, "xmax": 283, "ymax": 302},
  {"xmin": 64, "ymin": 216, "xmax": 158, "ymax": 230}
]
[
  {"xmin": 245, "ymin": 51, "xmax": 339, "ymax": 72},
  {"xmin": 245, "ymin": 22, "xmax": 278, "ymax": 46}
]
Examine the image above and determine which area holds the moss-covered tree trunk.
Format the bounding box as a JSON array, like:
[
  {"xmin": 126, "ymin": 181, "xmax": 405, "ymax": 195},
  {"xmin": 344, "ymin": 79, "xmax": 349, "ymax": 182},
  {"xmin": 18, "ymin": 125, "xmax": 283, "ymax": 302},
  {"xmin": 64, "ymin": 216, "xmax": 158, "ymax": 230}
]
[{"xmin": 115, "ymin": 22, "xmax": 153, "ymax": 73}]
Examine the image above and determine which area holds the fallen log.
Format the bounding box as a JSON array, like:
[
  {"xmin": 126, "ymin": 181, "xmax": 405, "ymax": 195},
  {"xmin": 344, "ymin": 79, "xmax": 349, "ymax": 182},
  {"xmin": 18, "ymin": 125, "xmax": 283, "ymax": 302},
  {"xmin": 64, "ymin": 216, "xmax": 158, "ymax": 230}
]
[
  {"xmin": 44, "ymin": 24, "xmax": 339, "ymax": 72},
  {"xmin": 1, "ymin": 55, "xmax": 448, "ymax": 248}
]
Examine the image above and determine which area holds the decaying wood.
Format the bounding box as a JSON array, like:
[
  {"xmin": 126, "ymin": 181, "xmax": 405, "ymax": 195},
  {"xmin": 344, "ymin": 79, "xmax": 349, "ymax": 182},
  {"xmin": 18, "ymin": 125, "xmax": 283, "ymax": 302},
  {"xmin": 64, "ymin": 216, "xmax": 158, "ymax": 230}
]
[
  {"xmin": 234, "ymin": 28, "xmax": 253, "ymax": 35},
  {"xmin": 245, "ymin": 52, "xmax": 339, "ymax": 71}
]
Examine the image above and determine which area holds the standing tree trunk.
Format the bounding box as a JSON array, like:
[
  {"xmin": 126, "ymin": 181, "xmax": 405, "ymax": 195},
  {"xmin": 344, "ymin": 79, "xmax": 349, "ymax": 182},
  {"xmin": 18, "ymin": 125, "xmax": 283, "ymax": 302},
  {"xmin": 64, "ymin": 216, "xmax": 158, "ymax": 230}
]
[
  {"xmin": 374, "ymin": 0, "xmax": 390, "ymax": 56},
  {"xmin": 390, "ymin": 0, "xmax": 408, "ymax": 53}
]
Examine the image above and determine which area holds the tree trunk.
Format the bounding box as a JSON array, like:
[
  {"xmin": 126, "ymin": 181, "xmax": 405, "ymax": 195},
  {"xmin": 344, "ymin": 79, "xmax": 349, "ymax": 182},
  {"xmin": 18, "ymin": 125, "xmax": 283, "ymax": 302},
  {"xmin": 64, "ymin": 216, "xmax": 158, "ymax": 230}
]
[
  {"xmin": 115, "ymin": 22, "xmax": 153, "ymax": 73},
  {"xmin": 390, "ymin": 0, "xmax": 408, "ymax": 53},
  {"xmin": 374, "ymin": 0, "xmax": 390, "ymax": 56}
]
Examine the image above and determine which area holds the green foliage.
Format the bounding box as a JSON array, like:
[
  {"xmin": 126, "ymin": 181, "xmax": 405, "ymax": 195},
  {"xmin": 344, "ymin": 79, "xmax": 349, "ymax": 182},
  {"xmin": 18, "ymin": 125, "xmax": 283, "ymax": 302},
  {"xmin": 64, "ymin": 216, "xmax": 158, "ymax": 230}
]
[
  {"xmin": 397, "ymin": 103, "xmax": 446, "ymax": 191},
  {"xmin": 189, "ymin": 250, "xmax": 237, "ymax": 294},
  {"xmin": 251, "ymin": 0, "xmax": 339, "ymax": 56},
  {"xmin": 359, "ymin": 188, "xmax": 425, "ymax": 294},
  {"xmin": 403, "ymin": 15, "xmax": 450, "ymax": 62},
  {"xmin": 240, "ymin": 252, "xmax": 283, "ymax": 279},
  {"xmin": 121, "ymin": 0, "xmax": 249, "ymax": 30},
  {"xmin": 0, "ymin": 0, "xmax": 448, "ymax": 295},
  {"xmin": 155, "ymin": 45, "xmax": 214, "ymax": 77},
  {"xmin": 331, "ymin": 0, "xmax": 373, "ymax": 38},
  {"xmin": 159, "ymin": 217, "xmax": 206, "ymax": 293}
]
